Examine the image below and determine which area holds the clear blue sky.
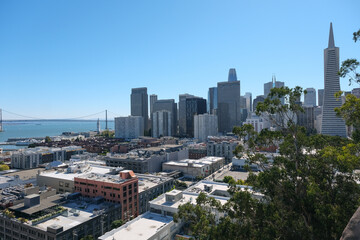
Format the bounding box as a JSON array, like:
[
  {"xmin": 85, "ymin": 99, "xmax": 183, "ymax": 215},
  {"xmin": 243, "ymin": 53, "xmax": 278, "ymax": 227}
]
[{"xmin": 0, "ymin": 0, "xmax": 359, "ymax": 119}]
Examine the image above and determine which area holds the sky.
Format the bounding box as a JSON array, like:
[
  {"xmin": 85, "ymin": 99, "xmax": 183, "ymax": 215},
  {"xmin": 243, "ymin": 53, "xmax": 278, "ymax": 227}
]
[{"xmin": 0, "ymin": 0, "xmax": 359, "ymax": 120}]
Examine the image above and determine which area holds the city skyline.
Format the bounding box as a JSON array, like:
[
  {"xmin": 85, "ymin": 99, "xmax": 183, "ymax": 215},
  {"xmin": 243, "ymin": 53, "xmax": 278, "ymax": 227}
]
[{"xmin": 0, "ymin": 1, "xmax": 359, "ymax": 119}]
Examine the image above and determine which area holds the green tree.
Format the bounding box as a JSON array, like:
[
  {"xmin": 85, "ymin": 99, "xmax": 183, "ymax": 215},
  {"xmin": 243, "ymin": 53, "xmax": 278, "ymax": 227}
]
[
  {"xmin": 222, "ymin": 176, "xmax": 235, "ymax": 184},
  {"xmin": 80, "ymin": 236, "xmax": 94, "ymax": 240},
  {"xmin": 175, "ymin": 87, "xmax": 360, "ymax": 240},
  {"xmin": 0, "ymin": 164, "xmax": 10, "ymax": 171},
  {"xmin": 44, "ymin": 136, "xmax": 51, "ymax": 143},
  {"xmin": 336, "ymin": 28, "xmax": 360, "ymax": 142},
  {"xmin": 111, "ymin": 219, "xmax": 123, "ymax": 229}
]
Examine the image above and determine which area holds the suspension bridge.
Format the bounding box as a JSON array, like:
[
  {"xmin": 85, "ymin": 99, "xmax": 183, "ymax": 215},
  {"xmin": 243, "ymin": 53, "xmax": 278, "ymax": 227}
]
[{"xmin": 0, "ymin": 109, "xmax": 121, "ymax": 132}]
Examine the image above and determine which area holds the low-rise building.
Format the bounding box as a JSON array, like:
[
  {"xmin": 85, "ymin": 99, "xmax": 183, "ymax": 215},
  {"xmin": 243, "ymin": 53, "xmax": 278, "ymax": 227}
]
[
  {"xmin": 207, "ymin": 140, "xmax": 239, "ymax": 163},
  {"xmin": 105, "ymin": 145, "xmax": 188, "ymax": 173},
  {"xmin": 0, "ymin": 192, "xmax": 121, "ymax": 240},
  {"xmin": 74, "ymin": 170, "xmax": 138, "ymax": 221},
  {"xmin": 37, "ymin": 162, "xmax": 120, "ymax": 193},
  {"xmin": 188, "ymin": 144, "xmax": 207, "ymax": 159},
  {"xmin": 11, "ymin": 146, "xmax": 85, "ymax": 169},
  {"xmin": 137, "ymin": 174, "xmax": 174, "ymax": 214},
  {"xmin": 162, "ymin": 157, "xmax": 225, "ymax": 178}
]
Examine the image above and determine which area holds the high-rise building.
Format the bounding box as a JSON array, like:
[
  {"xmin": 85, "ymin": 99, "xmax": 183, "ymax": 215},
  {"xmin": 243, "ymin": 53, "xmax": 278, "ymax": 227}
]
[
  {"xmin": 318, "ymin": 89, "xmax": 324, "ymax": 106},
  {"xmin": 152, "ymin": 110, "xmax": 172, "ymax": 138},
  {"xmin": 185, "ymin": 97, "xmax": 207, "ymax": 137},
  {"xmin": 179, "ymin": 93, "xmax": 195, "ymax": 136},
  {"xmin": 320, "ymin": 23, "xmax": 347, "ymax": 137},
  {"xmin": 115, "ymin": 116, "xmax": 144, "ymax": 139},
  {"xmin": 304, "ymin": 88, "xmax": 316, "ymax": 106},
  {"xmin": 228, "ymin": 68, "xmax": 237, "ymax": 82},
  {"xmin": 244, "ymin": 92, "xmax": 252, "ymax": 112},
  {"xmin": 194, "ymin": 113, "xmax": 218, "ymax": 142},
  {"xmin": 131, "ymin": 87, "xmax": 148, "ymax": 131},
  {"xmin": 217, "ymin": 81, "xmax": 241, "ymax": 133},
  {"xmin": 208, "ymin": 87, "xmax": 218, "ymax": 114},
  {"xmin": 297, "ymin": 106, "xmax": 315, "ymax": 132},
  {"xmin": 153, "ymin": 99, "xmax": 177, "ymax": 136},
  {"xmin": 253, "ymin": 95, "xmax": 265, "ymax": 112},
  {"xmin": 150, "ymin": 94, "xmax": 158, "ymax": 115},
  {"xmin": 264, "ymin": 75, "xmax": 285, "ymax": 104}
]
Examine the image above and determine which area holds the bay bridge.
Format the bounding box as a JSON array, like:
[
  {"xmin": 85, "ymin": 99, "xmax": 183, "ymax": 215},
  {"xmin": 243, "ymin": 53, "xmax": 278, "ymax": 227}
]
[{"xmin": 0, "ymin": 108, "xmax": 121, "ymax": 133}]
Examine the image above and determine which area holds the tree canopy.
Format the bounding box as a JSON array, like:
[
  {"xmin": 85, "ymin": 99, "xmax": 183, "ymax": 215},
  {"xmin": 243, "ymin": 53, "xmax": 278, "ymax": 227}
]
[{"xmin": 175, "ymin": 86, "xmax": 360, "ymax": 240}]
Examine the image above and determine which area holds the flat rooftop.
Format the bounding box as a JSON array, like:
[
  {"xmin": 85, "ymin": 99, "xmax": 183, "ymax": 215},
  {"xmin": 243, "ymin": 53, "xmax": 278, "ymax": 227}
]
[
  {"xmin": 4, "ymin": 168, "xmax": 43, "ymax": 180},
  {"xmin": 76, "ymin": 173, "xmax": 129, "ymax": 184},
  {"xmin": 99, "ymin": 212, "xmax": 173, "ymax": 240},
  {"xmin": 39, "ymin": 165, "xmax": 113, "ymax": 181},
  {"xmin": 137, "ymin": 174, "xmax": 172, "ymax": 193},
  {"xmin": 35, "ymin": 201, "xmax": 118, "ymax": 232},
  {"xmin": 10, "ymin": 194, "xmax": 62, "ymax": 215}
]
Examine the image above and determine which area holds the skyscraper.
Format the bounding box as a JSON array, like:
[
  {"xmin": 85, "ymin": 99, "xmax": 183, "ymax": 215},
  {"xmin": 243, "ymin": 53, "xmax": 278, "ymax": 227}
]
[
  {"xmin": 244, "ymin": 92, "xmax": 253, "ymax": 112},
  {"xmin": 208, "ymin": 87, "xmax": 218, "ymax": 114},
  {"xmin": 131, "ymin": 87, "xmax": 148, "ymax": 131},
  {"xmin": 320, "ymin": 23, "xmax": 347, "ymax": 137},
  {"xmin": 185, "ymin": 97, "xmax": 207, "ymax": 137},
  {"xmin": 253, "ymin": 95, "xmax": 265, "ymax": 111},
  {"xmin": 150, "ymin": 94, "xmax": 158, "ymax": 115},
  {"xmin": 152, "ymin": 110, "xmax": 172, "ymax": 138},
  {"xmin": 304, "ymin": 88, "xmax": 316, "ymax": 106},
  {"xmin": 318, "ymin": 89, "xmax": 324, "ymax": 106},
  {"xmin": 264, "ymin": 75, "xmax": 285, "ymax": 104},
  {"xmin": 228, "ymin": 68, "xmax": 237, "ymax": 82},
  {"xmin": 217, "ymin": 80, "xmax": 241, "ymax": 133},
  {"xmin": 152, "ymin": 99, "xmax": 177, "ymax": 136},
  {"xmin": 178, "ymin": 93, "xmax": 195, "ymax": 136}
]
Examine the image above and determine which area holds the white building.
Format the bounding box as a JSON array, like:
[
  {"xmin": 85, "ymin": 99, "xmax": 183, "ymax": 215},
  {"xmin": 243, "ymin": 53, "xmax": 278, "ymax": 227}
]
[
  {"xmin": 162, "ymin": 156, "xmax": 225, "ymax": 178},
  {"xmin": 207, "ymin": 139, "xmax": 239, "ymax": 162},
  {"xmin": 194, "ymin": 113, "xmax": 218, "ymax": 142},
  {"xmin": 152, "ymin": 110, "xmax": 172, "ymax": 138},
  {"xmin": 115, "ymin": 116, "xmax": 144, "ymax": 139},
  {"xmin": 11, "ymin": 146, "xmax": 85, "ymax": 169},
  {"xmin": 243, "ymin": 113, "xmax": 271, "ymax": 133}
]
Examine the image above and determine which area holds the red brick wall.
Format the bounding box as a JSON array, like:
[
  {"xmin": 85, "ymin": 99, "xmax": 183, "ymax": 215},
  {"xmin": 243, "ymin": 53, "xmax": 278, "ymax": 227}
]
[{"xmin": 74, "ymin": 177, "xmax": 139, "ymax": 220}]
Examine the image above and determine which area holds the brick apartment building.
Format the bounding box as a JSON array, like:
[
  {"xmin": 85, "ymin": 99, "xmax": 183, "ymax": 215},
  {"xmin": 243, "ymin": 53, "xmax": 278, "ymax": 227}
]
[{"xmin": 74, "ymin": 170, "xmax": 139, "ymax": 221}]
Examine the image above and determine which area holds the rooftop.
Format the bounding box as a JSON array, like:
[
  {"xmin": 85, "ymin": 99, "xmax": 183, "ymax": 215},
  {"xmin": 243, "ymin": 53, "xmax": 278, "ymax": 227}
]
[
  {"xmin": 35, "ymin": 200, "xmax": 119, "ymax": 232},
  {"xmin": 99, "ymin": 212, "xmax": 173, "ymax": 240},
  {"xmin": 39, "ymin": 164, "xmax": 114, "ymax": 181}
]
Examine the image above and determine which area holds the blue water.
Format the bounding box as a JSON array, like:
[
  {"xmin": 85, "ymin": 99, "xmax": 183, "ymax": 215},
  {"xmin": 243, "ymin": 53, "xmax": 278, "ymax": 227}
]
[{"xmin": 0, "ymin": 120, "xmax": 114, "ymax": 143}]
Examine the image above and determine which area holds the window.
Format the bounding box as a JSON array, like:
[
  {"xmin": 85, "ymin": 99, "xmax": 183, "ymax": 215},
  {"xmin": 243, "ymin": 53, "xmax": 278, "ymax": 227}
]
[
  {"xmin": 65, "ymin": 183, "xmax": 70, "ymax": 188},
  {"xmin": 59, "ymin": 181, "xmax": 64, "ymax": 187}
]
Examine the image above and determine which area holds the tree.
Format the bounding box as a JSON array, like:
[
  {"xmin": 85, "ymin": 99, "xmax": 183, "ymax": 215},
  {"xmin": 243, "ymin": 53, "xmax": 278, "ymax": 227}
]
[
  {"xmin": 111, "ymin": 219, "xmax": 123, "ymax": 229},
  {"xmin": 336, "ymin": 28, "xmax": 360, "ymax": 142},
  {"xmin": 44, "ymin": 136, "xmax": 51, "ymax": 143},
  {"xmin": 0, "ymin": 164, "xmax": 10, "ymax": 171},
  {"xmin": 80, "ymin": 236, "xmax": 94, "ymax": 240},
  {"xmin": 175, "ymin": 87, "xmax": 360, "ymax": 240}
]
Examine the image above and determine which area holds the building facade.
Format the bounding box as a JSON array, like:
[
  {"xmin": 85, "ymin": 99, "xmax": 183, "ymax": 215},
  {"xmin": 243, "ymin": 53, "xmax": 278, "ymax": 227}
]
[
  {"xmin": 217, "ymin": 81, "xmax": 241, "ymax": 133},
  {"xmin": 185, "ymin": 97, "xmax": 207, "ymax": 137},
  {"xmin": 131, "ymin": 87, "xmax": 148, "ymax": 131},
  {"xmin": 318, "ymin": 89, "xmax": 324, "ymax": 106},
  {"xmin": 152, "ymin": 110, "xmax": 172, "ymax": 138},
  {"xmin": 115, "ymin": 116, "xmax": 144, "ymax": 139},
  {"xmin": 207, "ymin": 87, "xmax": 218, "ymax": 114},
  {"xmin": 149, "ymin": 94, "xmax": 158, "ymax": 115},
  {"xmin": 152, "ymin": 99, "xmax": 177, "ymax": 136},
  {"xmin": 304, "ymin": 88, "xmax": 316, "ymax": 106},
  {"xmin": 74, "ymin": 170, "xmax": 139, "ymax": 221},
  {"xmin": 194, "ymin": 113, "xmax": 218, "ymax": 142}
]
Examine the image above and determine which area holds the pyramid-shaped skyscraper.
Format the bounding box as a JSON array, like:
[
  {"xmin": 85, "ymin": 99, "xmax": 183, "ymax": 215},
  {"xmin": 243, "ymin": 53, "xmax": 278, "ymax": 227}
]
[{"xmin": 320, "ymin": 23, "xmax": 347, "ymax": 137}]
